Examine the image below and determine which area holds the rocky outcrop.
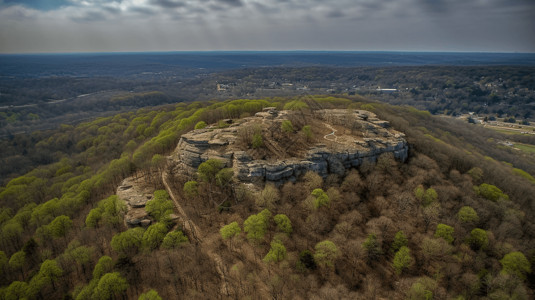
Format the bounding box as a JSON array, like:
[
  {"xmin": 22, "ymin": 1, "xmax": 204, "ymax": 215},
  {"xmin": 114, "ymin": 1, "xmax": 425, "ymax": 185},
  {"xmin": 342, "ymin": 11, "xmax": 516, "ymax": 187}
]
[
  {"xmin": 116, "ymin": 177, "xmax": 154, "ymax": 227},
  {"xmin": 171, "ymin": 108, "xmax": 408, "ymax": 184}
]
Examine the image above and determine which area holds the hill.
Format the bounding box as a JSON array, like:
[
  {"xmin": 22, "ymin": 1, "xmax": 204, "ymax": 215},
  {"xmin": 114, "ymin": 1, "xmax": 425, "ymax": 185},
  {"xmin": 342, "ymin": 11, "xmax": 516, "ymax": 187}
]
[{"xmin": 0, "ymin": 96, "xmax": 534, "ymax": 299}]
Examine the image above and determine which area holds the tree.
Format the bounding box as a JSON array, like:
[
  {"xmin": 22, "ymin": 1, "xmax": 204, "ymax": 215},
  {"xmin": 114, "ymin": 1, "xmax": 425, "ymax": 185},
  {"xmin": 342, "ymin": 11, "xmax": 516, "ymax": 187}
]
[
  {"xmin": 198, "ymin": 159, "xmax": 224, "ymax": 182},
  {"xmin": 301, "ymin": 125, "xmax": 313, "ymax": 141},
  {"xmin": 311, "ymin": 188, "xmax": 330, "ymax": 209},
  {"xmin": 183, "ymin": 181, "xmax": 199, "ymax": 199},
  {"xmin": 274, "ymin": 214, "xmax": 292, "ymax": 235},
  {"xmin": 263, "ymin": 239, "xmax": 287, "ymax": 263},
  {"xmin": 8, "ymin": 250, "xmax": 25, "ymax": 271},
  {"xmin": 161, "ymin": 230, "xmax": 188, "ymax": 249},
  {"xmin": 145, "ymin": 190, "xmax": 174, "ymax": 222},
  {"xmin": 111, "ymin": 227, "xmax": 145, "ymax": 255},
  {"xmin": 314, "ymin": 240, "xmax": 340, "ymax": 268},
  {"xmin": 281, "ymin": 120, "xmax": 294, "ymax": 133},
  {"xmin": 252, "ymin": 133, "xmax": 263, "ymax": 149},
  {"xmin": 39, "ymin": 259, "xmax": 63, "ymax": 289},
  {"xmin": 47, "ymin": 215, "xmax": 73, "ymax": 238},
  {"xmin": 142, "ymin": 223, "xmax": 168, "ymax": 250},
  {"xmin": 220, "ymin": 221, "xmax": 241, "ymax": 249},
  {"xmin": 215, "ymin": 168, "xmax": 234, "ymax": 187},
  {"xmin": 391, "ymin": 231, "xmax": 408, "ymax": 252},
  {"xmin": 392, "ymin": 246, "xmax": 412, "ymax": 275},
  {"xmin": 478, "ymin": 183, "xmax": 509, "ymax": 202},
  {"xmin": 244, "ymin": 209, "xmax": 271, "ymax": 244},
  {"xmin": 0, "ymin": 250, "xmax": 7, "ymax": 274},
  {"xmin": 5, "ymin": 281, "xmax": 28, "ymax": 300},
  {"xmin": 500, "ymin": 251, "xmax": 531, "ymax": 279},
  {"xmin": 363, "ymin": 233, "xmax": 382, "ymax": 262},
  {"xmin": 434, "ymin": 224, "xmax": 454, "ymax": 244},
  {"xmin": 467, "ymin": 228, "xmax": 488, "ymax": 250},
  {"xmin": 92, "ymin": 272, "xmax": 128, "ymax": 300},
  {"xmin": 423, "ymin": 188, "xmax": 438, "ymax": 206},
  {"xmin": 457, "ymin": 206, "xmax": 479, "ymax": 224},
  {"xmin": 257, "ymin": 184, "xmax": 280, "ymax": 209},
  {"xmin": 194, "ymin": 121, "xmax": 207, "ymax": 130},
  {"xmin": 138, "ymin": 289, "xmax": 163, "ymax": 300},
  {"xmin": 93, "ymin": 256, "xmax": 114, "ymax": 279}
]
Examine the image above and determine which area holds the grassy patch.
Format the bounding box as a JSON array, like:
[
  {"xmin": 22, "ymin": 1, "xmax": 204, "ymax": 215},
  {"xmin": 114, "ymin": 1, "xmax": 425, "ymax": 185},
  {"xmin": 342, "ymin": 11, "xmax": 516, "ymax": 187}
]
[{"xmin": 514, "ymin": 143, "xmax": 535, "ymax": 154}]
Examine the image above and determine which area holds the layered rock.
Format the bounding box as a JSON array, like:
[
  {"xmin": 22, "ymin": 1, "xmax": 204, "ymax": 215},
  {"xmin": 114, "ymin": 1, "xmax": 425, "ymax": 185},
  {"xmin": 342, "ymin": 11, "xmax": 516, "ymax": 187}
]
[
  {"xmin": 116, "ymin": 177, "xmax": 154, "ymax": 227},
  {"xmin": 172, "ymin": 108, "xmax": 408, "ymax": 184}
]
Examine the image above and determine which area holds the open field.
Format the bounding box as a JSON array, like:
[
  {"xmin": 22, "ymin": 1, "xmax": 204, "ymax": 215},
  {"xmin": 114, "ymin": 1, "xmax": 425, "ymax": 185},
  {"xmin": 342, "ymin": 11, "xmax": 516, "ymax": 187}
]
[{"xmin": 514, "ymin": 143, "xmax": 535, "ymax": 154}]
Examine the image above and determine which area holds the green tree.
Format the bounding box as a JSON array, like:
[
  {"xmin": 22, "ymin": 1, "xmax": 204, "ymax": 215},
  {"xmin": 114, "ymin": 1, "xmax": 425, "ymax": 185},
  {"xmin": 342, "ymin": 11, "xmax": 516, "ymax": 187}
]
[
  {"xmin": 363, "ymin": 233, "xmax": 381, "ymax": 262},
  {"xmin": 85, "ymin": 209, "xmax": 102, "ymax": 228},
  {"xmin": 391, "ymin": 231, "xmax": 408, "ymax": 252},
  {"xmin": 8, "ymin": 250, "xmax": 25, "ymax": 270},
  {"xmin": 457, "ymin": 206, "xmax": 479, "ymax": 224},
  {"xmin": 301, "ymin": 125, "xmax": 313, "ymax": 141},
  {"xmin": 467, "ymin": 228, "xmax": 488, "ymax": 250},
  {"xmin": 39, "ymin": 259, "xmax": 63, "ymax": 289},
  {"xmin": 194, "ymin": 121, "xmax": 207, "ymax": 130},
  {"xmin": 145, "ymin": 190, "xmax": 174, "ymax": 222},
  {"xmin": 183, "ymin": 181, "xmax": 199, "ymax": 199},
  {"xmin": 161, "ymin": 230, "xmax": 188, "ymax": 249},
  {"xmin": 220, "ymin": 221, "xmax": 242, "ymax": 245},
  {"xmin": 198, "ymin": 159, "xmax": 224, "ymax": 182},
  {"xmin": 111, "ymin": 227, "xmax": 145, "ymax": 255},
  {"xmin": 467, "ymin": 167, "xmax": 483, "ymax": 183},
  {"xmin": 274, "ymin": 214, "xmax": 292, "ymax": 235},
  {"xmin": 263, "ymin": 239, "xmax": 287, "ymax": 263},
  {"xmin": 311, "ymin": 188, "xmax": 330, "ymax": 209},
  {"xmin": 478, "ymin": 183, "xmax": 509, "ymax": 202},
  {"xmin": 434, "ymin": 224, "xmax": 454, "ymax": 244},
  {"xmin": 314, "ymin": 240, "xmax": 340, "ymax": 268},
  {"xmin": 142, "ymin": 223, "xmax": 168, "ymax": 250},
  {"xmin": 500, "ymin": 251, "xmax": 531, "ymax": 279},
  {"xmin": 414, "ymin": 185, "xmax": 425, "ymax": 201},
  {"xmin": 92, "ymin": 272, "xmax": 128, "ymax": 300},
  {"xmin": 244, "ymin": 209, "xmax": 271, "ymax": 244},
  {"xmin": 93, "ymin": 256, "xmax": 114, "ymax": 279},
  {"xmin": 215, "ymin": 168, "xmax": 234, "ymax": 187},
  {"xmin": 392, "ymin": 246, "xmax": 412, "ymax": 275},
  {"xmin": 0, "ymin": 250, "xmax": 7, "ymax": 274},
  {"xmin": 423, "ymin": 188, "xmax": 438, "ymax": 206},
  {"xmin": 47, "ymin": 215, "xmax": 73, "ymax": 238},
  {"xmin": 252, "ymin": 133, "xmax": 263, "ymax": 149},
  {"xmin": 408, "ymin": 277, "xmax": 436, "ymax": 300},
  {"xmin": 138, "ymin": 289, "xmax": 163, "ymax": 300},
  {"xmin": 5, "ymin": 281, "xmax": 28, "ymax": 300},
  {"xmin": 281, "ymin": 120, "xmax": 294, "ymax": 133}
]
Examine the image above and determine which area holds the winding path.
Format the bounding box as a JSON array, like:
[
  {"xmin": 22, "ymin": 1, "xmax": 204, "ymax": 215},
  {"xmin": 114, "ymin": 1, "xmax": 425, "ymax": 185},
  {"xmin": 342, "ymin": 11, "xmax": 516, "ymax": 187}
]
[
  {"xmin": 161, "ymin": 169, "xmax": 231, "ymax": 296},
  {"xmin": 323, "ymin": 123, "xmax": 338, "ymax": 142}
]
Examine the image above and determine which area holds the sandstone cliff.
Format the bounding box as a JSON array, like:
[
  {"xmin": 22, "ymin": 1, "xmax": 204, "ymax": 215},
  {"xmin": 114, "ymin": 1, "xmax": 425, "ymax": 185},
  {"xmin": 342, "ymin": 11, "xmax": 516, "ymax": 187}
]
[{"xmin": 170, "ymin": 108, "xmax": 408, "ymax": 184}]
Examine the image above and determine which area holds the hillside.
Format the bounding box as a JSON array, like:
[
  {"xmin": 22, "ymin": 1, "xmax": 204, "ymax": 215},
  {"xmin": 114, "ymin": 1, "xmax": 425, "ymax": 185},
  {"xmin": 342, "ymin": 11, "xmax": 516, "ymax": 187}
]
[{"xmin": 0, "ymin": 96, "xmax": 534, "ymax": 299}]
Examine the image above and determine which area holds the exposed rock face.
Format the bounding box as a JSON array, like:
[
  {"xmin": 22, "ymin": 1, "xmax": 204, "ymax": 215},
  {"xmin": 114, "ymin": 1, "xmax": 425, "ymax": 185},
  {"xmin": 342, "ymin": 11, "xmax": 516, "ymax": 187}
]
[
  {"xmin": 171, "ymin": 109, "xmax": 408, "ymax": 184},
  {"xmin": 117, "ymin": 177, "xmax": 153, "ymax": 227}
]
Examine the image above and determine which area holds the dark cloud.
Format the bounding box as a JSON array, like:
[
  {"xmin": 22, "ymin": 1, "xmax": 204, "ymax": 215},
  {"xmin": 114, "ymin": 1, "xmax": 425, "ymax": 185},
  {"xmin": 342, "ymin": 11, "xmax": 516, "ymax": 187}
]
[
  {"xmin": 150, "ymin": 0, "xmax": 186, "ymax": 9},
  {"xmin": 326, "ymin": 10, "xmax": 345, "ymax": 19},
  {"xmin": 216, "ymin": 0, "xmax": 242, "ymax": 7}
]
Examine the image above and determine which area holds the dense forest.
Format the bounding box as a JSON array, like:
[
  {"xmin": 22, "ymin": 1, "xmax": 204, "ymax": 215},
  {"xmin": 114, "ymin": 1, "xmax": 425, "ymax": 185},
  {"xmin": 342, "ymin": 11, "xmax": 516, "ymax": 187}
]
[{"xmin": 0, "ymin": 95, "xmax": 534, "ymax": 299}]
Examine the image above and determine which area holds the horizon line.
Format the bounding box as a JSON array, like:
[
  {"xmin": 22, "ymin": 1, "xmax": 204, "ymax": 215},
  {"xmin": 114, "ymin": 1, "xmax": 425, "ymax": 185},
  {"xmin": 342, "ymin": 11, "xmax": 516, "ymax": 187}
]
[{"xmin": 2, "ymin": 50, "xmax": 535, "ymax": 56}]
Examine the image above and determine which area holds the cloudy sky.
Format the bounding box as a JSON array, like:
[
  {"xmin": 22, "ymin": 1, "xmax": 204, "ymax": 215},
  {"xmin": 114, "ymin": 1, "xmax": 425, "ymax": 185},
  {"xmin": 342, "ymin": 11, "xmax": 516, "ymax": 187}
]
[{"xmin": 0, "ymin": 0, "xmax": 534, "ymax": 53}]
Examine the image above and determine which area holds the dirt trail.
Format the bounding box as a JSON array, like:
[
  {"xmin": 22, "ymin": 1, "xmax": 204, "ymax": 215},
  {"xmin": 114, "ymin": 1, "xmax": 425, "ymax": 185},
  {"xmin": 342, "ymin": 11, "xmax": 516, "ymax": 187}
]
[
  {"xmin": 161, "ymin": 169, "xmax": 231, "ymax": 296},
  {"xmin": 324, "ymin": 123, "xmax": 338, "ymax": 142}
]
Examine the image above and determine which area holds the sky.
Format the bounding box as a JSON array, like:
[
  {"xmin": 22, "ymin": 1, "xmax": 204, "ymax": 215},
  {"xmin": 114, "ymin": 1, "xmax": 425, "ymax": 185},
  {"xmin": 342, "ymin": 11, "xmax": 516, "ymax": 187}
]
[{"xmin": 0, "ymin": 0, "xmax": 534, "ymax": 53}]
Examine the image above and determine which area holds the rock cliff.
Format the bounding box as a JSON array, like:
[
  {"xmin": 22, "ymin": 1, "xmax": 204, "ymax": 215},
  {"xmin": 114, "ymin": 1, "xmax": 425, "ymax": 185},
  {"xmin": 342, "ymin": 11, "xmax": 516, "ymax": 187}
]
[{"xmin": 171, "ymin": 108, "xmax": 408, "ymax": 184}]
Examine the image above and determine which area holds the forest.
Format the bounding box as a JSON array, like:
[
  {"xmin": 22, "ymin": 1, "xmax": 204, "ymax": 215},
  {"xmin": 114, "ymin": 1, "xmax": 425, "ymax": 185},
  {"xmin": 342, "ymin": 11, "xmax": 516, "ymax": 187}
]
[
  {"xmin": 1, "ymin": 65, "xmax": 534, "ymax": 139},
  {"xmin": 0, "ymin": 95, "xmax": 534, "ymax": 299}
]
